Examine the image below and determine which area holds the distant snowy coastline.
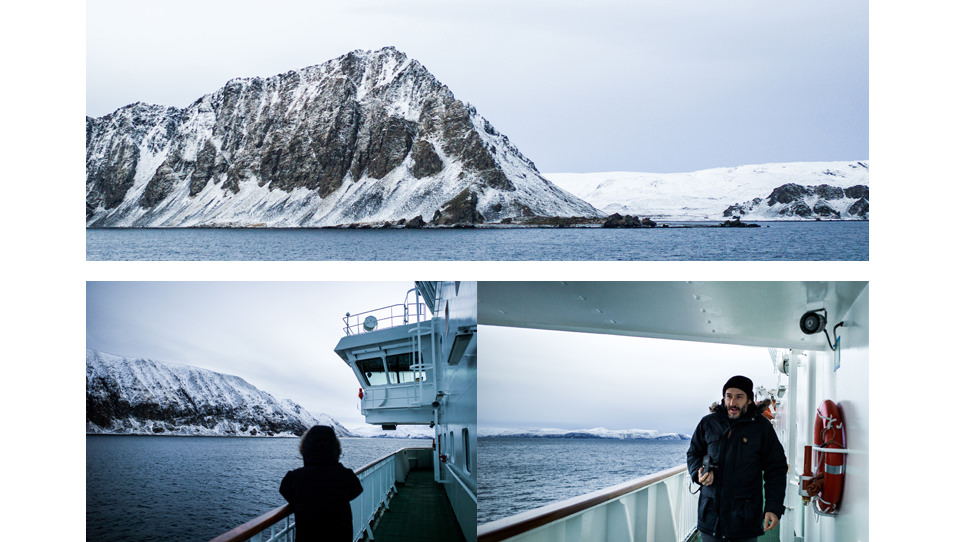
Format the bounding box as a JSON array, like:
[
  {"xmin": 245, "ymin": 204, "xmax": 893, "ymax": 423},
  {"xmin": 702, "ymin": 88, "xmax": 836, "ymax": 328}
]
[
  {"xmin": 345, "ymin": 425, "xmax": 434, "ymax": 439},
  {"xmin": 546, "ymin": 160, "xmax": 869, "ymax": 221},
  {"xmin": 478, "ymin": 427, "xmax": 690, "ymax": 441}
]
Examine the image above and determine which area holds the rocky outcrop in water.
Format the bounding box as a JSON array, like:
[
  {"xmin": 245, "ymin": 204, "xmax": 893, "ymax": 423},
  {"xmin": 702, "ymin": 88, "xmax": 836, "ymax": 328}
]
[
  {"xmin": 86, "ymin": 47, "xmax": 600, "ymax": 227},
  {"xmin": 720, "ymin": 218, "xmax": 760, "ymax": 227},
  {"xmin": 602, "ymin": 213, "xmax": 657, "ymax": 228},
  {"xmin": 86, "ymin": 348, "xmax": 351, "ymax": 437}
]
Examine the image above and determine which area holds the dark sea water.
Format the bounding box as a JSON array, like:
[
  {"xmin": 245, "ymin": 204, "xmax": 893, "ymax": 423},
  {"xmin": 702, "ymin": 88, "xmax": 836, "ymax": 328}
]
[
  {"xmin": 86, "ymin": 221, "xmax": 868, "ymax": 261},
  {"xmin": 85, "ymin": 435, "xmax": 424, "ymax": 542},
  {"xmin": 476, "ymin": 438, "xmax": 688, "ymax": 525}
]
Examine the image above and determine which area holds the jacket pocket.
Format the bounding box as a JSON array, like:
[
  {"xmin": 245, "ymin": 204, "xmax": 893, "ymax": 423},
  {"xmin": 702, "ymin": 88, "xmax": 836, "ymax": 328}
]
[
  {"xmin": 739, "ymin": 433, "xmax": 761, "ymax": 460},
  {"xmin": 699, "ymin": 493, "xmax": 718, "ymax": 529},
  {"xmin": 730, "ymin": 496, "xmax": 761, "ymax": 532}
]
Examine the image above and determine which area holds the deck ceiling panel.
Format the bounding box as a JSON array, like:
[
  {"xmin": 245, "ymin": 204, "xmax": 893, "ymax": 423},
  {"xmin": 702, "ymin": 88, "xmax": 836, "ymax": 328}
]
[{"xmin": 477, "ymin": 282, "xmax": 867, "ymax": 351}]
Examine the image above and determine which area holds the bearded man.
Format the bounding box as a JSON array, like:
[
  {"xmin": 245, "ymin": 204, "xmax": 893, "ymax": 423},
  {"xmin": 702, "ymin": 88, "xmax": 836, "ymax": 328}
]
[{"xmin": 687, "ymin": 375, "xmax": 787, "ymax": 542}]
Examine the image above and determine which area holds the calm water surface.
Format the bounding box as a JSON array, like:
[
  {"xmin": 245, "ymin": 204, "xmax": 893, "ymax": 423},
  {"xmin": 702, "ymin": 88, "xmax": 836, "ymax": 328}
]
[
  {"xmin": 86, "ymin": 435, "xmax": 424, "ymax": 542},
  {"xmin": 477, "ymin": 438, "xmax": 688, "ymax": 525},
  {"xmin": 86, "ymin": 221, "xmax": 867, "ymax": 261}
]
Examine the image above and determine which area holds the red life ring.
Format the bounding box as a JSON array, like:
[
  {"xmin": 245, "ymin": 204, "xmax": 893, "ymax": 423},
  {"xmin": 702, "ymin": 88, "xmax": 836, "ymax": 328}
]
[
  {"xmin": 802, "ymin": 399, "xmax": 847, "ymax": 515},
  {"xmin": 358, "ymin": 388, "xmax": 364, "ymax": 399}
]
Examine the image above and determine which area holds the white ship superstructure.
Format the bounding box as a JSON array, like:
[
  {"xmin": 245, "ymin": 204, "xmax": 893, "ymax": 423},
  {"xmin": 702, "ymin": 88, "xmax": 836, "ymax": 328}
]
[{"xmin": 335, "ymin": 281, "xmax": 477, "ymax": 541}]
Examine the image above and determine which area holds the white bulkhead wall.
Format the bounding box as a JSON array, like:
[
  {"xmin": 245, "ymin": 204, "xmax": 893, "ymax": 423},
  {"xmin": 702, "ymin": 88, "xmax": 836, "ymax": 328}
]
[
  {"xmin": 782, "ymin": 284, "xmax": 868, "ymax": 542},
  {"xmin": 433, "ymin": 281, "xmax": 477, "ymax": 542}
]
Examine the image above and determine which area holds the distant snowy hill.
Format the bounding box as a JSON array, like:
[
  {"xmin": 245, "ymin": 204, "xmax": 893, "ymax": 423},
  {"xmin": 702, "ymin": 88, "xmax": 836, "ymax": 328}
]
[
  {"xmin": 346, "ymin": 425, "xmax": 433, "ymax": 439},
  {"xmin": 86, "ymin": 348, "xmax": 352, "ymax": 437},
  {"xmin": 86, "ymin": 46, "xmax": 599, "ymax": 228},
  {"xmin": 546, "ymin": 161, "xmax": 869, "ymax": 221},
  {"xmin": 478, "ymin": 427, "xmax": 690, "ymax": 441}
]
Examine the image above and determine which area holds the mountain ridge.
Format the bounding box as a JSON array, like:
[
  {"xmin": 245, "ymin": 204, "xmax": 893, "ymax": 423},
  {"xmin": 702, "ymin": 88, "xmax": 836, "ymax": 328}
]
[
  {"xmin": 86, "ymin": 47, "xmax": 600, "ymax": 228},
  {"xmin": 86, "ymin": 348, "xmax": 351, "ymax": 437}
]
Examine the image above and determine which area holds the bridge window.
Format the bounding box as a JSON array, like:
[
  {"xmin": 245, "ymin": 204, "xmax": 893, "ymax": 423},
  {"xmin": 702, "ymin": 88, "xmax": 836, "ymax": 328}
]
[
  {"xmin": 356, "ymin": 357, "xmax": 387, "ymax": 386},
  {"xmin": 385, "ymin": 352, "xmax": 425, "ymax": 384}
]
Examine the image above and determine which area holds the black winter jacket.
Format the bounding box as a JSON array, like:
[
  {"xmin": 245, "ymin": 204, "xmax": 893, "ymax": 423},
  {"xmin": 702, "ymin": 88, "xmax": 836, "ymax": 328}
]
[
  {"xmin": 279, "ymin": 461, "xmax": 363, "ymax": 542},
  {"xmin": 687, "ymin": 400, "xmax": 787, "ymax": 539}
]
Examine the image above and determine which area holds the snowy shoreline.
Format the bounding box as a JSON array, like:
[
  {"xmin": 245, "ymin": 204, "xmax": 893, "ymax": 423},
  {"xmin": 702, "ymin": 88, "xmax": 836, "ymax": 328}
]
[{"xmin": 86, "ymin": 216, "xmax": 867, "ymax": 231}]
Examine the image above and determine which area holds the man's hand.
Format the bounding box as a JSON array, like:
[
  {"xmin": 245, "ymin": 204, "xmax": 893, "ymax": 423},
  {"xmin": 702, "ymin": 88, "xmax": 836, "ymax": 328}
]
[
  {"xmin": 697, "ymin": 467, "xmax": 714, "ymax": 486},
  {"xmin": 763, "ymin": 512, "xmax": 779, "ymax": 532}
]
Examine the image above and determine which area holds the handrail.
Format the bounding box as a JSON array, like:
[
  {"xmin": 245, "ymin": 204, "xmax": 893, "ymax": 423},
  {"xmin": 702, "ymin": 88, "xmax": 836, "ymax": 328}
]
[
  {"xmin": 342, "ymin": 301, "xmax": 431, "ymax": 336},
  {"xmin": 209, "ymin": 504, "xmax": 293, "ymax": 542},
  {"xmin": 476, "ymin": 464, "xmax": 689, "ymax": 542},
  {"xmin": 352, "ymin": 445, "xmax": 430, "ymax": 478},
  {"xmin": 208, "ymin": 446, "xmax": 431, "ymax": 542}
]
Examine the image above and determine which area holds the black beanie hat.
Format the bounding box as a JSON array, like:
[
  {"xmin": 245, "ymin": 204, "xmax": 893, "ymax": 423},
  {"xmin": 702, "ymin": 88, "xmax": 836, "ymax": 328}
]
[{"xmin": 723, "ymin": 375, "xmax": 754, "ymax": 401}]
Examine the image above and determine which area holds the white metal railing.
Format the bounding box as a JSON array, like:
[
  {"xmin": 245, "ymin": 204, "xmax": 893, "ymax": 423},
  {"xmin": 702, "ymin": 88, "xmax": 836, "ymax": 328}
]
[
  {"xmin": 342, "ymin": 289, "xmax": 432, "ymax": 336},
  {"xmin": 209, "ymin": 447, "xmax": 432, "ymax": 542},
  {"xmin": 350, "ymin": 452, "xmax": 397, "ymax": 540},
  {"xmin": 476, "ymin": 465, "xmax": 697, "ymax": 542}
]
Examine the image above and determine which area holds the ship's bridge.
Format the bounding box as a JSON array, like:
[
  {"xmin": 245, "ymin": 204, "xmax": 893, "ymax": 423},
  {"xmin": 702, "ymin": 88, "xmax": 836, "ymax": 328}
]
[{"xmin": 335, "ymin": 291, "xmax": 437, "ymax": 426}]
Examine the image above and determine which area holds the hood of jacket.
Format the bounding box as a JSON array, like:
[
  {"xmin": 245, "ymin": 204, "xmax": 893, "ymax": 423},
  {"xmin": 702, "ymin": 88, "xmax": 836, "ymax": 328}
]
[{"xmin": 300, "ymin": 425, "xmax": 340, "ymax": 466}]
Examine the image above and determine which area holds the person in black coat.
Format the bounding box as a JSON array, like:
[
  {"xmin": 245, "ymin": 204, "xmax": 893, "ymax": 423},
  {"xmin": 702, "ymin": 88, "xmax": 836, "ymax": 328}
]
[
  {"xmin": 687, "ymin": 376, "xmax": 787, "ymax": 542},
  {"xmin": 280, "ymin": 425, "xmax": 364, "ymax": 542}
]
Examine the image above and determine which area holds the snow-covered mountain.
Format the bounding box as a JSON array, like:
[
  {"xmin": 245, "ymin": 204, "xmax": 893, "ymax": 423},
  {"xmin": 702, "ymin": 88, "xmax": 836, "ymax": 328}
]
[
  {"xmin": 86, "ymin": 348, "xmax": 352, "ymax": 437},
  {"xmin": 477, "ymin": 427, "xmax": 690, "ymax": 441},
  {"xmin": 86, "ymin": 46, "xmax": 600, "ymax": 228},
  {"xmin": 547, "ymin": 161, "xmax": 869, "ymax": 221}
]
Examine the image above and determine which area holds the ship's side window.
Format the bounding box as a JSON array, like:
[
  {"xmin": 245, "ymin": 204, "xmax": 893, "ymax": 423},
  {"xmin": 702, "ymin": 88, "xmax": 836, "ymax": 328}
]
[
  {"xmin": 462, "ymin": 428, "xmax": 471, "ymax": 472},
  {"xmin": 355, "ymin": 357, "xmax": 387, "ymax": 386},
  {"xmin": 385, "ymin": 351, "xmax": 425, "ymax": 384}
]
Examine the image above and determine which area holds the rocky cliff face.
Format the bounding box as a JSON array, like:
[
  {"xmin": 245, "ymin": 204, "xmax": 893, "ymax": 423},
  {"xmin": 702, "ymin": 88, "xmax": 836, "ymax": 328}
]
[
  {"xmin": 86, "ymin": 348, "xmax": 351, "ymax": 437},
  {"xmin": 86, "ymin": 47, "xmax": 600, "ymax": 227},
  {"xmin": 723, "ymin": 182, "xmax": 869, "ymax": 220}
]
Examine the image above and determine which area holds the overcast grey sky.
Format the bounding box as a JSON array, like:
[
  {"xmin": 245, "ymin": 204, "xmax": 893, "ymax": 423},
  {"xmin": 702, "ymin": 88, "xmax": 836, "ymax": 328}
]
[
  {"xmin": 477, "ymin": 325, "xmax": 778, "ymax": 435},
  {"xmin": 86, "ymin": 0, "xmax": 868, "ymax": 173},
  {"xmin": 86, "ymin": 281, "xmax": 776, "ymax": 435},
  {"xmin": 86, "ymin": 281, "xmax": 418, "ymax": 429}
]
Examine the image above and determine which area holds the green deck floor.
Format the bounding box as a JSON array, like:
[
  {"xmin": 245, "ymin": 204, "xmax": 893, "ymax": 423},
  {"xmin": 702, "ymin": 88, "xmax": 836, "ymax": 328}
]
[
  {"xmin": 687, "ymin": 526, "xmax": 781, "ymax": 542},
  {"xmin": 370, "ymin": 469, "xmax": 467, "ymax": 542}
]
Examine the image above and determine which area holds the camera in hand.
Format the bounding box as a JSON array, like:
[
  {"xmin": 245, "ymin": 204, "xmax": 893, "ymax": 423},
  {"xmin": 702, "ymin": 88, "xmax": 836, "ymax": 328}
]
[{"xmin": 701, "ymin": 455, "xmax": 717, "ymax": 476}]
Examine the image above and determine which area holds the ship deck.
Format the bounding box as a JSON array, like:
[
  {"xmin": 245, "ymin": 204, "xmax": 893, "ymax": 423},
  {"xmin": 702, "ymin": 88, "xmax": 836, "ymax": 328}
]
[
  {"xmin": 371, "ymin": 468, "xmax": 467, "ymax": 542},
  {"xmin": 687, "ymin": 526, "xmax": 781, "ymax": 542}
]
